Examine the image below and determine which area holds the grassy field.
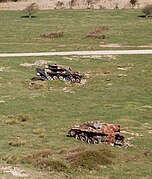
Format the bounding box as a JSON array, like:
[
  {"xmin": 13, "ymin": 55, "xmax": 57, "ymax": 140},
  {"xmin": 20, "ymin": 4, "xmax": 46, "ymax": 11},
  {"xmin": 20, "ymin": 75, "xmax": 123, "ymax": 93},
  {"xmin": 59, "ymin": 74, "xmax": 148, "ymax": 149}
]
[
  {"xmin": 0, "ymin": 9, "xmax": 152, "ymax": 53},
  {"xmin": 0, "ymin": 9, "xmax": 152, "ymax": 179}
]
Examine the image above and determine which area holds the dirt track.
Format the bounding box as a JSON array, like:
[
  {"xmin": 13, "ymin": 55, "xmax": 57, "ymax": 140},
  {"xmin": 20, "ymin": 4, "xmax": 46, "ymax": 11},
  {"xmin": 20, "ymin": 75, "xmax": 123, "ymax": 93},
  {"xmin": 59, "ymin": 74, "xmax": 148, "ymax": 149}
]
[{"xmin": 0, "ymin": 50, "xmax": 152, "ymax": 57}]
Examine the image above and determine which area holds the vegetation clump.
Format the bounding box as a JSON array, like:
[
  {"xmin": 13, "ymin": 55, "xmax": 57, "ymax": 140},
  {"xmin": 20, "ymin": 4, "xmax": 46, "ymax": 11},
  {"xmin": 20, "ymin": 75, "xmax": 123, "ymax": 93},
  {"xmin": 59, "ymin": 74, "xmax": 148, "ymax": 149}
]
[
  {"xmin": 33, "ymin": 128, "xmax": 46, "ymax": 138},
  {"xmin": 28, "ymin": 81, "xmax": 48, "ymax": 90},
  {"xmin": 23, "ymin": 3, "xmax": 39, "ymax": 18},
  {"xmin": 9, "ymin": 138, "xmax": 26, "ymax": 147},
  {"xmin": 130, "ymin": 0, "xmax": 137, "ymax": 7},
  {"xmin": 37, "ymin": 159, "xmax": 67, "ymax": 171},
  {"xmin": 23, "ymin": 150, "xmax": 67, "ymax": 172},
  {"xmin": 84, "ymin": 25, "xmax": 110, "ymax": 39},
  {"xmin": 39, "ymin": 31, "xmax": 64, "ymax": 38},
  {"xmin": 54, "ymin": 1, "xmax": 65, "ymax": 9},
  {"xmin": 142, "ymin": 4, "xmax": 152, "ymax": 17},
  {"xmin": 66, "ymin": 147, "xmax": 114, "ymax": 170},
  {"xmin": 5, "ymin": 114, "xmax": 32, "ymax": 125}
]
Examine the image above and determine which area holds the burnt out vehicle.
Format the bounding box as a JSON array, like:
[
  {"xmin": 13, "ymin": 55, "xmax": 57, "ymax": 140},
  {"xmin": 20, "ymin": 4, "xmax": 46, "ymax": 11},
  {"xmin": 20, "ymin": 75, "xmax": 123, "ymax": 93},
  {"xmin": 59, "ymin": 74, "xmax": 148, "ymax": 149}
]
[
  {"xmin": 34, "ymin": 64, "xmax": 83, "ymax": 83},
  {"xmin": 67, "ymin": 121, "xmax": 125, "ymax": 146}
]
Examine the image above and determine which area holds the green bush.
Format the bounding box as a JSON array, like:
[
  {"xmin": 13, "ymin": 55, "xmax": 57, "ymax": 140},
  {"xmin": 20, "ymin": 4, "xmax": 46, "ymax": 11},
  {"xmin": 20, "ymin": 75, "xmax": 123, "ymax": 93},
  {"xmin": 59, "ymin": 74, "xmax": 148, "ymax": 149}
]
[{"xmin": 142, "ymin": 4, "xmax": 152, "ymax": 17}]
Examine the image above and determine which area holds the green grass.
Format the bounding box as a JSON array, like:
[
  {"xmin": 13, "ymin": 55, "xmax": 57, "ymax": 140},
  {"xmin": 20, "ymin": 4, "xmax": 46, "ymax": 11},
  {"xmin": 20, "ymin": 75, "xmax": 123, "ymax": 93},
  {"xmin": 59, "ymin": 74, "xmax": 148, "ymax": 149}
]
[
  {"xmin": 0, "ymin": 8, "xmax": 152, "ymax": 178},
  {"xmin": 0, "ymin": 9, "xmax": 152, "ymax": 53},
  {"xmin": 0, "ymin": 54, "xmax": 152, "ymax": 178}
]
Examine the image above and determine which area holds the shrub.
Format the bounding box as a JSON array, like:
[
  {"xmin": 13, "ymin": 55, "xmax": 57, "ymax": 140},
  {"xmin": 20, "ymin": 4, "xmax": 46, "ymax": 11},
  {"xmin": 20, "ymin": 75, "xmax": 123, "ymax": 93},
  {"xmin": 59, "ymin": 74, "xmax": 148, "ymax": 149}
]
[
  {"xmin": 54, "ymin": 1, "xmax": 65, "ymax": 9},
  {"xmin": 130, "ymin": 0, "xmax": 137, "ymax": 7},
  {"xmin": 69, "ymin": 0, "xmax": 77, "ymax": 9},
  {"xmin": 23, "ymin": 3, "xmax": 39, "ymax": 18},
  {"xmin": 84, "ymin": 25, "xmax": 110, "ymax": 39},
  {"xmin": 142, "ymin": 4, "xmax": 152, "ymax": 17}
]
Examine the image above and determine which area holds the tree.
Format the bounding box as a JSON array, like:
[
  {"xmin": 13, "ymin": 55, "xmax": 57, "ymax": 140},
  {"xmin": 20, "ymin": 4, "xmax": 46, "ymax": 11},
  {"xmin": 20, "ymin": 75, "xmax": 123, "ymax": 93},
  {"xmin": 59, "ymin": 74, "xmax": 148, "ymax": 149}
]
[
  {"xmin": 142, "ymin": 4, "xmax": 152, "ymax": 17},
  {"xmin": 23, "ymin": 3, "xmax": 39, "ymax": 18}
]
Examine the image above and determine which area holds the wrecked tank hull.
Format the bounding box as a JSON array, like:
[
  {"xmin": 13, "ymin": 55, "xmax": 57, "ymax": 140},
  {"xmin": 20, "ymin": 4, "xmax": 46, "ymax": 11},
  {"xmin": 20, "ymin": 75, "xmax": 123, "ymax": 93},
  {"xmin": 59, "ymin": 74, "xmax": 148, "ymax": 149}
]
[
  {"xmin": 34, "ymin": 65, "xmax": 82, "ymax": 83},
  {"xmin": 67, "ymin": 122, "xmax": 125, "ymax": 146}
]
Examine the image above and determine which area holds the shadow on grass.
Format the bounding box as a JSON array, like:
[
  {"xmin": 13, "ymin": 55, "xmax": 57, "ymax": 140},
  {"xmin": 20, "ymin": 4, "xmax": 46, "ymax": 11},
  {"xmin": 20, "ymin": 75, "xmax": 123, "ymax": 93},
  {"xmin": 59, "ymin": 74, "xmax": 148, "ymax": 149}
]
[
  {"xmin": 21, "ymin": 15, "xmax": 37, "ymax": 18},
  {"xmin": 138, "ymin": 15, "xmax": 152, "ymax": 18}
]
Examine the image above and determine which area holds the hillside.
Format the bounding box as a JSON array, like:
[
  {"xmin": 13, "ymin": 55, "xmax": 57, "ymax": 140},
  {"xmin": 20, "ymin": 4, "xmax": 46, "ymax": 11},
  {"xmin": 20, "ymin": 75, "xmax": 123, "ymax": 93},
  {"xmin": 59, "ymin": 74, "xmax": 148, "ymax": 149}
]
[{"xmin": 0, "ymin": 0, "xmax": 151, "ymax": 10}]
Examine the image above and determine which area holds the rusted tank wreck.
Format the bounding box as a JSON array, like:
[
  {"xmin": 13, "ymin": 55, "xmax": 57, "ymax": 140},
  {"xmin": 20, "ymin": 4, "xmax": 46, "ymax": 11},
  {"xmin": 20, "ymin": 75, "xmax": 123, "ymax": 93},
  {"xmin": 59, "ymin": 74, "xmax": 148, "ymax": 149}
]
[{"xmin": 67, "ymin": 121, "xmax": 125, "ymax": 146}]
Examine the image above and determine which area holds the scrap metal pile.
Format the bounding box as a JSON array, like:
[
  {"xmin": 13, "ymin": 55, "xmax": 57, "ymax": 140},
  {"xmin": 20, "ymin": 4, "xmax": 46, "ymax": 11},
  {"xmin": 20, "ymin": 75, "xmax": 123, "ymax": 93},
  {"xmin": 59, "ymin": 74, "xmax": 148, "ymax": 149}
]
[
  {"xmin": 67, "ymin": 121, "xmax": 125, "ymax": 146},
  {"xmin": 35, "ymin": 64, "xmax": 83, "ymax": 83}
]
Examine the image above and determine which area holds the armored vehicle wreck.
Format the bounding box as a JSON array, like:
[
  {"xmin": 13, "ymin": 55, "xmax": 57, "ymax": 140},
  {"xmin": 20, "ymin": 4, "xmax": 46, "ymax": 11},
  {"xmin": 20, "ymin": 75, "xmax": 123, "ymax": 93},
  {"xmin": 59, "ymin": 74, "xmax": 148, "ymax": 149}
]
[
  {"xmin": 35, "ymin": 64, "xmax": 83, "ymax": 83},
  {"xmin": 67, "ymin": 121, "xmax": 125, "ymax": 146}
]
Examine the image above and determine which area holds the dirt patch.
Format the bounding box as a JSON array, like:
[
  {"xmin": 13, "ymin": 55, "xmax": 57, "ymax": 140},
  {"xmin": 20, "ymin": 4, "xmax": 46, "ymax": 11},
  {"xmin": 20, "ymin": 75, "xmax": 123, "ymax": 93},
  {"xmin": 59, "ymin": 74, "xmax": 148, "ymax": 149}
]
[
  {"xmin": 99, "ymin": 43, "xmax": 152, "ymax": 48},
  {"xmin": 0, "ymin": 66, "xmax": 11, "ymax": 72},
  {"xmin": 0, "ymin": 100, "xmax": 5, "ymax": 103},
  {"xmin": 63, "ymin": 55, "xmax": 116, "ymax": 60},
  {"xmin": 0, "ymin": 166, "xmax": 29, "ymax": 178},
  {"xmin": 142, "ymin": 105, "xmax": 152, "ymax": 109},
  {"xmin": 0, "ymin": 165, "xmax": 60, "ymax": 179},
  {"xmin": 49, "ymin": 86, "xmax": 75, "ymax": 93}
]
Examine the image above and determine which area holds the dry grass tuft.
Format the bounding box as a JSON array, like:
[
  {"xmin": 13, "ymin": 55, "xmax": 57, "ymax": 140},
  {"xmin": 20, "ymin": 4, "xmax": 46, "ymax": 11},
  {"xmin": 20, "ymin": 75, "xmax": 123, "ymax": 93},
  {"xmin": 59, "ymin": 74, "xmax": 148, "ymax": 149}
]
[
  {"xmin": 21, "ymin": 149, "xmax": 67, "ymax": 172},
  {"xmin": 4, "ymin": 154, "xmax": 22, "ymax": 164},
  {"xmin": 9, "ymin": 138, "xmax": 27, "ymax": 147},
  {"xmin": 93, "ymin": 26, "xmax": 110, "ymax": 33},
  {"xmin": 5, "ymin": 114, "xmax": 33, "ymax": 125},
  {"xmin": 28, "ymin": 81, "xmax": 48, "ymax": 90},
  {"xmin": 84, "ymin": 25, "xmax": 110, "ymax": 39},
  {"xmin": 84, "ymin": 34, "xmax": 107, "ymax": 39},
  {"xmin": 33, "ymin": 128, "xmax": 46, "ymax": 138},
  {"xmin": 40, "ymin": 31, "xmax": 64, "ymax": 38},
  {"xmin": 37, "ymin": 159, "xmax": 67, "ymax": 171}
]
